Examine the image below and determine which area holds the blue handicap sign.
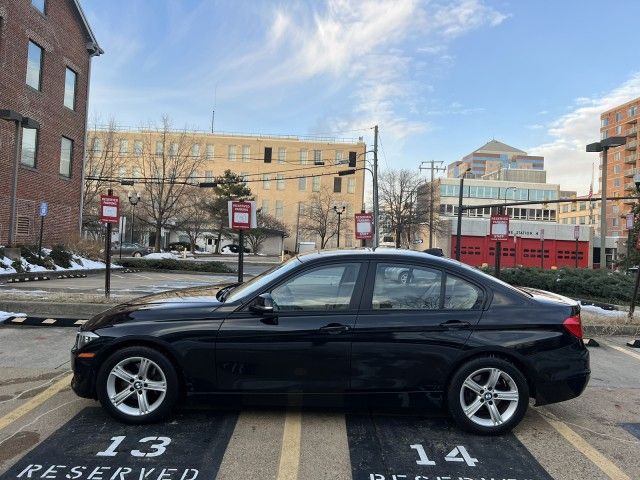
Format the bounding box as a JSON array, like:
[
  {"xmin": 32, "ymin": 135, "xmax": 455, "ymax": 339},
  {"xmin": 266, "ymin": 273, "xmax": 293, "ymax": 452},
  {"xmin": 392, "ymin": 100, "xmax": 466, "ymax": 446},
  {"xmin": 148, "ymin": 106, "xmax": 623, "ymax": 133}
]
[{"xmin": 39, "ymin": 202, "xmax": 48, "ymax": 217}]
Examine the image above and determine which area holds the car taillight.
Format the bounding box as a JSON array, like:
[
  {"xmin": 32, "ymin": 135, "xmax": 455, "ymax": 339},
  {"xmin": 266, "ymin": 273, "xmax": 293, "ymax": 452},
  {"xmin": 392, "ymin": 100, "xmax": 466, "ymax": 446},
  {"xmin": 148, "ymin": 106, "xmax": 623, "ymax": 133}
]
[{"xmin": 563, "ymin": 314, "xmax": 583, "ymax": 339}]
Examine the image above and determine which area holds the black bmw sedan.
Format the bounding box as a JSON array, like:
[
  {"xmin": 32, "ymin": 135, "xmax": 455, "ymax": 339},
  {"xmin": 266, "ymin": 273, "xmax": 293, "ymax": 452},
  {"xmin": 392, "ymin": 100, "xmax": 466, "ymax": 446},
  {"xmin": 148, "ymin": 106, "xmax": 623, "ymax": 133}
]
[{"xmin": 71, "ymin": 249, "xmax": 589, "ymax": 435}]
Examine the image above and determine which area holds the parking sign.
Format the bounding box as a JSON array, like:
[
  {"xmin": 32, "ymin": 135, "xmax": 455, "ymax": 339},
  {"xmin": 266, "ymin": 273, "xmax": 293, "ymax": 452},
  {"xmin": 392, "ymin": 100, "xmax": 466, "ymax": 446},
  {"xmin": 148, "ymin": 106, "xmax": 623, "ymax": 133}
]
[
  {"xmin": 228, "ymin": 201, "xmax": 257, "ymax": 230},
  {"xmin": 100, "ymin": 195, "xmax": 120, "ymax": 224},
  {"xmin": 39, "ymin": 202, "xmax": 48, "ymax": 217}
]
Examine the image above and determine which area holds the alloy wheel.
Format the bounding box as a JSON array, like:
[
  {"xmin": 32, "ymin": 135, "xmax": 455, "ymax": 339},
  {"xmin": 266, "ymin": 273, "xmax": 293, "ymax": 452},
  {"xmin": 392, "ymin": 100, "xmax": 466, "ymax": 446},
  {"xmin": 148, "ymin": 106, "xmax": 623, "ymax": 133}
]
[
  {"xmin": 106, "ymin": 356, "xmax": 167, "ymax": 417},
  {"xmin": 459, "ymin": 367, "xmax": 519, "ymax": 427}
]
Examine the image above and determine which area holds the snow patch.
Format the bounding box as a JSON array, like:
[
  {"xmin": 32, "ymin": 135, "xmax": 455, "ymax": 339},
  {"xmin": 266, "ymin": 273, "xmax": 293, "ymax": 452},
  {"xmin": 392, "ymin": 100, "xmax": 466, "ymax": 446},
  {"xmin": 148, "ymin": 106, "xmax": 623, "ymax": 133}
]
[
  {"xmin": 0, "ymin": 310, "xmax": 26, "ymax": 322},
  {"xmin": 143, "ymin": 252, "xmax": 179, "ymax": 260},
  {"xmin": 580, "ymin": 304, "xmax": 626, "ymax": 318}
]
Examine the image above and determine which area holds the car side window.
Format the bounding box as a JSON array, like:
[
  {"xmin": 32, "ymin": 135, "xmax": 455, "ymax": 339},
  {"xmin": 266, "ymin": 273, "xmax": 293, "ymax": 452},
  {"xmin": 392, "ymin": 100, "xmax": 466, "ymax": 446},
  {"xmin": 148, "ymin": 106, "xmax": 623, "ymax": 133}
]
[
  {"xmin": 444, "ymin": 274, "xmax": 483, "ymax": 310},
  {"xmin": 371, "ymin": 263, "xmax": 442, "ymax": 310},
  {"xmin": 271, "ymin": 263, "xmax": 361, "ymax": 312}
]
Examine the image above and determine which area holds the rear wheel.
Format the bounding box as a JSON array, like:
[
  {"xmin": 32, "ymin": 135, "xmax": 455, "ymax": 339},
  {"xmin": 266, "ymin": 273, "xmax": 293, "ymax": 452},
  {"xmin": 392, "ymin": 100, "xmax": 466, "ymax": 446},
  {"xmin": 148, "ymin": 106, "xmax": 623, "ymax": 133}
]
[
  {"xmin": 447, "ymin": 357, "xmax": 529, "ymax": 435},
  {"xmin": 97, "ymin": 346, "xmax": 179, "ymax": 424}
]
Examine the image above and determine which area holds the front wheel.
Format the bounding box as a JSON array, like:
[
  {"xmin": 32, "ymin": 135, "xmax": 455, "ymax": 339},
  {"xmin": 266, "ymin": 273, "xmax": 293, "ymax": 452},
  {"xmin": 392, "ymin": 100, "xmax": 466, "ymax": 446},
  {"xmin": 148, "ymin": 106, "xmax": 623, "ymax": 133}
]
[
  {"xmin": 97, "ymin": 346, "xmax": 179, "ymax": 424},
  {"xmin": 447, "ymin": 357, "xmax": 529, "ymax": 435}
]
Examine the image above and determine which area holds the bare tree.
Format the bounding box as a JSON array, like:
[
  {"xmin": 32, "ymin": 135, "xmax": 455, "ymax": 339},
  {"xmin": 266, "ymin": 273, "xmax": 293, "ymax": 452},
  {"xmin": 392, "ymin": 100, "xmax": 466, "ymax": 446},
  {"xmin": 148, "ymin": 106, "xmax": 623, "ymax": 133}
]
[
  {"xmin": 300, "ymin": 186, "xmax": 341, "ymax": 249},
  {"xmin": 245, "ymin": 211, "xmax": 289, "ymax": 254},
  {"xmin": 173, "ymin": 197, "xmax": 212, "ymax": 253},
  {"xmin": 379, "ymin": 169, "xmax": 444, "ymax": 248},
  {"xmin": 137, "ymin": 116, "xmax": 205, "ymax": 251},
  {"xmin": 82, "ymin": 119, "xmax": 127, "ymax": 239}
]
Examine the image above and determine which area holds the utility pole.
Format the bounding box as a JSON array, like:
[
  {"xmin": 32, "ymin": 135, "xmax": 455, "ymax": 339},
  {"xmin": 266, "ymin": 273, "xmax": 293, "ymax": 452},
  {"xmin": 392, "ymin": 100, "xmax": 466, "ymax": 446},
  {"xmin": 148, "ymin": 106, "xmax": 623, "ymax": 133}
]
[
  {"xmin": 373, "ymin": 125, "xmax": 380, "ymax": 249},
  {"xmin": 420, "ymin": 160, "xmax": 445, "ymax": 249}
]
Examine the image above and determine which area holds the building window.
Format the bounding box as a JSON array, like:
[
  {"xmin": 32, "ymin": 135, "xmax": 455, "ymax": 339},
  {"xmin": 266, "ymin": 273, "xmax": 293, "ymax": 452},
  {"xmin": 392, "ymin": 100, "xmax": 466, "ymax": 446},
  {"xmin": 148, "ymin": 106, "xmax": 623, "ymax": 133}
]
[
  {"xmin": 298, "ymin": 177, "xmax": 306, "ymax": 191},
  {"xmin": 242, "ymin": 145, "xmax": 250, "ymax": 162},
  {"xmin": 134, "ymin": 140, "xmax": 143, "ymax": 157},
  {"xmin": 169, "ymin": 142, "xmax": 178, "ymax": 158},
  {"xmin": 118, "ymin": 166, "xmax": 127, "ymax": 178},
  {"xmin": 613, "ymin": 178, "xmax": 621, "ymax": 187},
  {"xmin": 615, "ymin": 125, "xmax": 623, "ymax": 135},
  {"xmin": 263, "ymin": 174, "xmax": 271, "ymax": 190},
  {"xmin": 91, "ymin": 137, "xmax": 103, "ymax": 154},
  {"xmin": 155, "ymin": 141, "xmax": 163, "ymax": 156},
  {"xmin": 205, "ymin": 170, "xmax": 213, "ymax": 181},
  {"xmin": 335, "ymin": 151, "xmax": 344, "ymax": 165},
  {"xmin": 276, "ymin": 200, "xmax": 284, "ymax": 219},
  {"xmin": 614, "ymin": 152, "xmax": 621, "ymax": 161},
  {"xmin": 615, "ymin": 112, "xmax": 623, "ymax": 122},
  {"xmin": 21, "ymin": 127, "xmax": 38, "ymax": 167},
  {"xmin": 31, "ymin": 0, "xmax": 45, "ymax": 13},
  {"xmin": 63, "ymin": 67, "xmax": 77, "ymax": 109},
  {"xmin": 119, "ymin": 139, "xmax": 128, "ymax": 154},
  {"xmin": 601, "ymin": 118, "xmax": 609, "ymax": 127},
  {"xmin": 630, "ymin": 106, "xmax": 638, "ymax": 117},
  {"xmin": 334, "ymin": 177, "xmax": 342, "ymax": 193},
  {"xmin": 347, "ymin": 178, "xmax": 355, "ymax": 194},
  {"xmin": 313, "ymin": 150, "xmax": 323, "ymax": 165},
  {"xmin": 191, "ymin": 144, "xmax": 200, "ymax": 158},
  {"xmin": 312, "ymin": 176, "xmax": 320, "ymax": 192},
  {"xmin": 261, "ymin": 200, "xmax": 270, "ymax": 215},
  {"xmin": 300, "ymin": 149, "xmax": 308, "ymax": 165},
  {"xmin": 277, "ymin": 174, "xmax": 285, "ymax": 190},
  {"xmin": 278, "ymin": 147, "xmax": 286, "ymax": 164},
  {"xmin": 228, "ymin": 145, "xmax": 236, "ymax": 161},
  {"xmin": 26, "ymin": 41, "xmax": 43, "ymax": 90},
  {"xmin": 206, "ymin": 144, "xmax": 214, "ymax": 160},
  {"xmin": 59, "ymin": 137, "xmax": 73, "ymax": 177},
  {"xmin": 132, "ymin": 166, "xmax": 141, "ymax": 178}
]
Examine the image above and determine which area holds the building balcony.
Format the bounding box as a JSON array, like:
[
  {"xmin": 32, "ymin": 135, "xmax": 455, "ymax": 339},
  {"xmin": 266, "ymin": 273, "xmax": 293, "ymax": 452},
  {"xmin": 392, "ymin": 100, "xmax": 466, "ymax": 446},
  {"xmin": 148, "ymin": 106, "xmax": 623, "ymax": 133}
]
[
  {"xmin": 626, "ymin": 140, "xmax": 638, "ymax": 150},
  {"xmin": 624, "ymin": 167, "xmax": 638, "ymax": 177},
  {"xmin": 627, "ymin": 112, "xmax": 638, "ymax": 124},
  {"xmin": 624, "ymin": 154, "xmax": 637, "ymax": 164},
  {"xmin": 625, "ymin": 181, "xmax": 636, "ymax": 191},
  {"xmin": 627, "ymin": 126, "xmax": 638, "ymax": 136}
]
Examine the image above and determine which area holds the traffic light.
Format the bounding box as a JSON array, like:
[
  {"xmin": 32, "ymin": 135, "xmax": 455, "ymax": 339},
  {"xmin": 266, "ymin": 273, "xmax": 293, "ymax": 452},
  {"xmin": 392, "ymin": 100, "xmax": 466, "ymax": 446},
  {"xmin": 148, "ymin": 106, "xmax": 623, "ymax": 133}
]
[
  {"xmin": 348, "ymin": 151, "xmax": 357, "ymax": 167},
  {"xmin": 264, "ymin": 147, "xmax": 272, "ymax": 163}
]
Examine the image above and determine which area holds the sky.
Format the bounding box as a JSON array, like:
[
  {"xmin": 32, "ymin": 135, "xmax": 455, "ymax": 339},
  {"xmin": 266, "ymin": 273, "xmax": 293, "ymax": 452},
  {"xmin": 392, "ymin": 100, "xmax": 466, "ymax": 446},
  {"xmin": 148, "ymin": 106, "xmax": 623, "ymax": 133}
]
[{"xmin": 82, "ymin": 0, "xmax": 640, "ymax": 195}]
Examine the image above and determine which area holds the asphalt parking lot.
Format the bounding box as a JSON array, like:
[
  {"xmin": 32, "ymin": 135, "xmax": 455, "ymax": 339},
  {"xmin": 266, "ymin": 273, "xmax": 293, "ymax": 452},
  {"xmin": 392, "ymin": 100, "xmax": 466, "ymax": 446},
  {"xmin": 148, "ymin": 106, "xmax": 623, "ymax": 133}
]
[{"xmin": 0, "ymin": 327, "xmax": 638, "ymax": 480}]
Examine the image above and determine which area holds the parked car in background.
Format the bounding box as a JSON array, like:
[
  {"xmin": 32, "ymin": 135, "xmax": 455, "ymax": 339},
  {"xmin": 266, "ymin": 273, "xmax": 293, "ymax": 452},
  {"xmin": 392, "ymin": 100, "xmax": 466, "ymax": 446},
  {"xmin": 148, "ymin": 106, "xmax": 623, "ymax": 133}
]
[
  {"xmin": 71, "ymin": 249, "xmax": 589, "ymax": 435},
  {"xmin": 111, "ymin": 242, "xmax": 153, "ymax": 257},
  {"xmin": 423, "ymin": 247, "xmax": 445, "ymax": 257},
  {"xmin": 221, "ymin": 244, "xmax": 251, "ymax": 254}
]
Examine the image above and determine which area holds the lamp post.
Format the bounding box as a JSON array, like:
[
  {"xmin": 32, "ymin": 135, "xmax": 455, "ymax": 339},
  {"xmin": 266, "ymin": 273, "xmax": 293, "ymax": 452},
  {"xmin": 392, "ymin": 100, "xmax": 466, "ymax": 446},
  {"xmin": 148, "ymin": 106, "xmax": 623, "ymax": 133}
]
[
  {"xmin": 586, "ymin": 136, "xmax": 626, "ymax": 268},
  {"xmin": 628, "ymin": 174, "xmax": 640, "ymax": 320},
  {"xmin": 455, "ymin": 167, "xmax": 472, "ymax": 260},
  {"xmin": 333, "ymin": 204, "xmax": 346, "ymax": 248},
  {"xmin": 128, "ymin": 192, "xmax": 141, "ymax": 243},
  {"xmin": 0, "ymin": 110, "xmax": 40, "ymax": 248}
]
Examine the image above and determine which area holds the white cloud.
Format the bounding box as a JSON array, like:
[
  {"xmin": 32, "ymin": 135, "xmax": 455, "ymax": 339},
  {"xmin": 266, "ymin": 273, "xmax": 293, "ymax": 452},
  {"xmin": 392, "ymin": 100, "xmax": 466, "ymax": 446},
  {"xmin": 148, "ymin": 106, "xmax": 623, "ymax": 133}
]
[{"xmin": 529, "ymin": 73, "xmax": 640, "ymax": 193}]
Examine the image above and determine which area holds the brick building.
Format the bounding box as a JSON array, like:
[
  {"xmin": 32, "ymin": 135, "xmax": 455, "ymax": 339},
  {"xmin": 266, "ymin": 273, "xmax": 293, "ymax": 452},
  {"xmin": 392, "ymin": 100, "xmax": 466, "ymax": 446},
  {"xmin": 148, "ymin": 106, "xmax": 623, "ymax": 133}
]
[{"xmin": 0, "ymin": 0, "xmax": 102, "ymax": 246}]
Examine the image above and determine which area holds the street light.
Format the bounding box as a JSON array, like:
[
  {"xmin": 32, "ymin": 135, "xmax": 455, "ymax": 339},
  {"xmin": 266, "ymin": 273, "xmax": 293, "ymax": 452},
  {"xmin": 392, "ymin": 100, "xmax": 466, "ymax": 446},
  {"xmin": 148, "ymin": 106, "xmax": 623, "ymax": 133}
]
[
  {"xmin": 586, "ymin": 136, "xmax": 626, "ymax": 268},
  {"xmin": 333, "ymin": 204, "xmax": 346, "ymax": 248},
  {"xmin": 0, "ymin": 110, "xmax": 40, "ymax": 248},
  {"xmin": 128, "ymin": 192, "xmax": 141, "ymax": 243},
  {"xmin": 455, "ymin": 167, "xmax": 472, "ymax": 260}
]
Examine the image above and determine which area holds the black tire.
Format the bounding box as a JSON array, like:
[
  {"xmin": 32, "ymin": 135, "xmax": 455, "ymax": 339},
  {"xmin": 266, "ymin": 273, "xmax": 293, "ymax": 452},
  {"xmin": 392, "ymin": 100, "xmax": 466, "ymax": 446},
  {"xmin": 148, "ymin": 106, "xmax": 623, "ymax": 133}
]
[
  {"xmin": 446, "ymin": 356, "xmax": 529, "ymax": 435},
  {"xmin": 96, "ymin": 346, "xmax": 179, "ymax": 424}
]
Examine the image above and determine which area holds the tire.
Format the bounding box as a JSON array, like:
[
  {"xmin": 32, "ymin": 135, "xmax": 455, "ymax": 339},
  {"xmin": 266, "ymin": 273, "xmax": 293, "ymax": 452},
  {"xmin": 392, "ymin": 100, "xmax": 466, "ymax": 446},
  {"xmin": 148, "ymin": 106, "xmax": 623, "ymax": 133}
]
[
  {"xmin": 133, "ymin": 252, "xmax": 142, "ymax": 257},
  {"xmin": 446, "ymin": 356, "xmax": 529, "ymax": 435},
  {"xmin": 96, "ymin": 346, "xmax": 179, "ymax": 424}
]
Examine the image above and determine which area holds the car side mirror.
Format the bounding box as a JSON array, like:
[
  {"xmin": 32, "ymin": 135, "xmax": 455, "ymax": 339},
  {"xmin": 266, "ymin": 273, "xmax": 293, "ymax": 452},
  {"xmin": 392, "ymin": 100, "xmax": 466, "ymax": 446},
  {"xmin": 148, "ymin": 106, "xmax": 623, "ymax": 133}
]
[{"xmin": 250, "ymin": 293, "xmax": 277, "ymax": 322}]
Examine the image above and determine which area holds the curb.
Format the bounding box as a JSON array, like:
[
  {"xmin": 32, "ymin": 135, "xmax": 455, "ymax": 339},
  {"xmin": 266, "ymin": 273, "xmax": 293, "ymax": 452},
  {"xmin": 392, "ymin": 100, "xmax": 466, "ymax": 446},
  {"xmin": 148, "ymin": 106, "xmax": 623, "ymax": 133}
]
[
  {"xmin": 3, "ymin": 316, "xmax": 88, "ymax": 328},
  {"xmin": 0, "ymin": 267, "xmax": 141, "ymax": 283},
  {"xmin": 0, "ymin": 301, "xmax": 110, "ymax": 319}
]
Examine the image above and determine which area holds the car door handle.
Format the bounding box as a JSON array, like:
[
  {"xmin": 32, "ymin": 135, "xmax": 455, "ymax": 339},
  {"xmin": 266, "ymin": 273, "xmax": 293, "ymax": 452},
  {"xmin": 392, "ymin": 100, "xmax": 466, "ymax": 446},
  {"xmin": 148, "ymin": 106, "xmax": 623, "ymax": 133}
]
[
  {"xmin": 439, "ymin": 320, "xmax": 471, "ymax": 329},
  {"xmin": 319, "ymin": 324, "xmax": 350, "ymax": 334}
]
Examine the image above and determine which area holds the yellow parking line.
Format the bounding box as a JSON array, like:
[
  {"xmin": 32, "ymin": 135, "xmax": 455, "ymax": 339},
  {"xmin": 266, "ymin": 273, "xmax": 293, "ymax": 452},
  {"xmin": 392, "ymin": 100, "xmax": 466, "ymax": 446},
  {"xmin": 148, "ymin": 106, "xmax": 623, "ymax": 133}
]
[
  {"xmin": 276, "ymin": 410, "xmax": 302, "ymax": 480},
  {"xmin": 539, "ymin": 412, "xmax": 631, "ymax": 480},
  {"xmin": 0, "ymin": 373, "xmax": 72, "ymax": 432},
  {"xmin": 602, "ymin": 341, "xmax": 640, "ymax": 361}
]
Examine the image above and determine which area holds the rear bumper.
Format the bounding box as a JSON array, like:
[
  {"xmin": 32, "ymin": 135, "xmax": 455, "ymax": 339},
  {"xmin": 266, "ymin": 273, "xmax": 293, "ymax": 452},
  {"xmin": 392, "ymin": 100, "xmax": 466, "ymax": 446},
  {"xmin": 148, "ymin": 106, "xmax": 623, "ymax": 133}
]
[{"xmin": 534, "ymin": 371, "xmax": 590, "ymax": 406}]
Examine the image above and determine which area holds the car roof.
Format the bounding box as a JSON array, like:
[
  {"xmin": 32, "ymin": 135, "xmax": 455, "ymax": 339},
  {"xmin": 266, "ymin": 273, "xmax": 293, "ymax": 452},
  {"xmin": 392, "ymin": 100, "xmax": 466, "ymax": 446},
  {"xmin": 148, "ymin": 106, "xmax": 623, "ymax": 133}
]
[{"xmin": 296, "ymin": 248, "xmax": 457, "ymax": 268}]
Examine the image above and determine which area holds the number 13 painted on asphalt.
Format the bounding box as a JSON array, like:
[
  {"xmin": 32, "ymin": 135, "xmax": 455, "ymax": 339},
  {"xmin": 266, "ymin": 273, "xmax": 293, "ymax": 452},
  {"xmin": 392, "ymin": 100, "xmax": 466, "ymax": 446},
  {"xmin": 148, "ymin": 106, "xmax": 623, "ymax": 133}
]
[
  {"xmin": 96, "ymin": 436, "xmax": 171, "ymax": 458},
  {"xmin": 410, "ymin": 444, "xmax": 478, "ymax": 467}
]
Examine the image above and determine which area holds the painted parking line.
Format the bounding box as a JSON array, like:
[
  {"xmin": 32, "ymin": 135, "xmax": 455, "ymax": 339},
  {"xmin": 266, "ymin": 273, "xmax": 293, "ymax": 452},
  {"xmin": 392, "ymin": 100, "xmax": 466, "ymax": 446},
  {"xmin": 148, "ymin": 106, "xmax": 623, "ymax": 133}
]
[
  {"xmin": 276, "ymin": 410, "xmax": 302, "ymax": 480},
  {"xmin": 1, "ymin": 407, "xmax": 238, "ymax": 480},
  {"xmin": 346, "ymin": 414, "xmax": 552, "ymax": 480},
  {"xmin": 602, "ymin": 341, "xmax": 640, "ymax": 361},
  {"xmin": 538, "ymin": 411, "xmax": 631, "ymax": 480},
  {"xmin": 0, "ymin": 373, "xmax": 72, "ymax": 432}
]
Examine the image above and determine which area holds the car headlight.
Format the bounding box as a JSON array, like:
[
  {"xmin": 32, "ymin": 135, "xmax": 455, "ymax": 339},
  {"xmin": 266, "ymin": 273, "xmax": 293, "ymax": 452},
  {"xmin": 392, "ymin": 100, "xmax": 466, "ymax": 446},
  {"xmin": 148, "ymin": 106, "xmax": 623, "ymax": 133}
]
[{"xmin": 75, "ymin": 331, "xmax": 99, "ymax": 349}]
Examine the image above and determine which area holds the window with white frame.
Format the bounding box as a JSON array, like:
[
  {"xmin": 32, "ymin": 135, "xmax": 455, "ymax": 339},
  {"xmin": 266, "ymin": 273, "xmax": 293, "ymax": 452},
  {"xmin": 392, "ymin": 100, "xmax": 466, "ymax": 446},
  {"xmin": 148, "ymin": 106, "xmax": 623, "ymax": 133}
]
[
  {"xmin": 276, "ymin": 200, "xmax": 284, "ymax": 219},
  {"xmin": 205, "ymin": 170, "xmax": 213, "ymax": 181},
  {"xmin": 263, "ymin": 174, "xmax": 271, "ymax": 190},
  {"xmin": 277, "ymin": 174, "xmax": 285, "ymax": 190},
  {"xmin": 206, "ymin": 144, "xmax": 214, "ymax": 160},
  {"xmin": 119, "ymin": 139, "xmax": 128, "ymax": 154},
  {"xmin": 228, "ymin": 145, "xmax": 237, "ymax": 161},
  {"xmin": 300, "ymin": 149, "xmax": 308, "ymax": 165},
  {"xmin": 134, "ymin": 140, "xmax": 143, "ymax": 157},
  {"xmin": 299, "ymin": 177, "xmax": 306, "ymax": 191},
  {"xmin": 92, "ymin": 137, "xmax": 103, "ymax": 154},
  {"xmin": 170, "ymin": 142, "xmax": 178, "ymax": 157},
  {"xmin": 242, "ymin": 145, "xmax": 250, "ymax": 162},
  {"xmin": 278, "ymin": 147, "xmax": 286, "ymax": 164},
  {"xmin": 335, "ymin": 151, "xmax": 344, "ymax": 165},
  {"xmin": 347, "ymin": 178, "xmax": 355, "ymax": 194},
  {"xmin": 191, "ymin": 144, "xmax": 200, "ymax": 158},
  {"xmin": 312, "ymin": 176, "xmax": 320, "ymax": 192},
  {"xmin": 261, "ymin": 200, "xmax": 270, "ymax": 215},
  {"xmin": 155, "ymin": 141, "xmax": 163, "ymax": 156},
  {"xmin": 313, "ymin": 150, "xmax": 323, "ymax": 165}
]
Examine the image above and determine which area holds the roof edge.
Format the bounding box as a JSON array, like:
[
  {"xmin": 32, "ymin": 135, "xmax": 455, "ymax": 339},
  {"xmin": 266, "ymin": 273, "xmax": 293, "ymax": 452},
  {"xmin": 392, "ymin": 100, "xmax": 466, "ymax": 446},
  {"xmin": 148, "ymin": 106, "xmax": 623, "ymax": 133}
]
[{"xmin": 73, "ymin": 0, "xmax": 103, "ymax": 56}]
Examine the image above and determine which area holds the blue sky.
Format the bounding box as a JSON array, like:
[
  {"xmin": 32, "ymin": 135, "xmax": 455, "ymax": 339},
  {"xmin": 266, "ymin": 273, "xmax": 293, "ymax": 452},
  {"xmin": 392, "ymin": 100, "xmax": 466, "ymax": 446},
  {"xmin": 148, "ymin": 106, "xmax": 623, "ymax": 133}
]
[{"xmin": 83, "ymin": 0, "xmax": 640, "ymax": 193}]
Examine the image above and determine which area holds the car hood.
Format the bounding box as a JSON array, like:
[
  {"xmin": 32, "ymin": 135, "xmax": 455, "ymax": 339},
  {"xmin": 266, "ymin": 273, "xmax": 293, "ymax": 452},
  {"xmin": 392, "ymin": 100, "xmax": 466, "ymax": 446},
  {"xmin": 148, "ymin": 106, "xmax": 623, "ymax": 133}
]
[{"xmin": 82, "ymin": 283, "xmax": 235, "ymax": 331}]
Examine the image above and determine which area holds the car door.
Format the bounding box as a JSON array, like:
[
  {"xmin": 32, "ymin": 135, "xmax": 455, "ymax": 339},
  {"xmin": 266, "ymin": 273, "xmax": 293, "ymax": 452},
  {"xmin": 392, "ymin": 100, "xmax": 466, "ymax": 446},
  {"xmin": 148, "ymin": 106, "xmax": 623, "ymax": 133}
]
[
  {"xmin": 216, "ymin": 261, "xmax": 366, "ymax": 393},
  {"xmin": 350, "ymin": 261, "xmax": 485, "ymax": 392}
]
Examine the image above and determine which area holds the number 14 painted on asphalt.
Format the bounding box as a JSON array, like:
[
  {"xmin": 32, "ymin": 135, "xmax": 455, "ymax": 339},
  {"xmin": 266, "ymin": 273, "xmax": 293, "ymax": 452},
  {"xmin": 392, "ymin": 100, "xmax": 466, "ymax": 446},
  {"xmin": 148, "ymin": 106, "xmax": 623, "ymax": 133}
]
[{"xmin": 410, "ymin": 444, "xmax": 478, "ymax": 467}]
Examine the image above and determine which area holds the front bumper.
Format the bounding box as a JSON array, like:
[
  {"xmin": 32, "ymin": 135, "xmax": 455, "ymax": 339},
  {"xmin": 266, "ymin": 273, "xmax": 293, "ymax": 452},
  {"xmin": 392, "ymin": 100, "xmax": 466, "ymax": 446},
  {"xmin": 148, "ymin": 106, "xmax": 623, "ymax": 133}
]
[{"xmin": 70, "ymin": 348, "xmax": 98, "ymax": 399}]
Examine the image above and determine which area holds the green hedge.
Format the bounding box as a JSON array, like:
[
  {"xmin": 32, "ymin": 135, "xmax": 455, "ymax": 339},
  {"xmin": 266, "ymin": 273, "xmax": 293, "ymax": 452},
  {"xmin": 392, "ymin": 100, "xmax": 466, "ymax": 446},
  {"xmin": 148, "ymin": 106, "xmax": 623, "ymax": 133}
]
[
  {"xmin": 115, "ymin": 258, "xmax": 234, "ymax": 273},
  {"xmin": 482, "ymin": 266, "xmax": 634, "ymax": 304}
]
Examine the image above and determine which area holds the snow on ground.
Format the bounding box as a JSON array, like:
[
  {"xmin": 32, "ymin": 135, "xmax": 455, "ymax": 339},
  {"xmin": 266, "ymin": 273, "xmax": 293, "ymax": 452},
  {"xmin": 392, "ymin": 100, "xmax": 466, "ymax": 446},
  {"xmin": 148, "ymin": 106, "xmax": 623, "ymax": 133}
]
[
  {"xmin": 580, "ymin": 304, "xmax": 627, "ymax": 318},
  {"xmin": 0, "ymin": 252, "xmax": 115, "ymax": 275},
  {"xmin": 143, "ymin": 252, "xmax": 179, "ymax": 260},
  {"xmin": 0, "ymin": 311, "xmax": 26, "ymax": 321}
]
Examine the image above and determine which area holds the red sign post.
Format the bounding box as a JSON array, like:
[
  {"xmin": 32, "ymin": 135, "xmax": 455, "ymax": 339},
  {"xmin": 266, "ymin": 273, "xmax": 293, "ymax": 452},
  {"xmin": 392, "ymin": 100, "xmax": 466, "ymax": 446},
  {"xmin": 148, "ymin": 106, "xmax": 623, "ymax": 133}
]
[
  {"xmin": 354, "ymin": 213, "xmax": 374, "ymax": 241},
  {"xmin": 489, "ymin": 214, "xmax": 510, "ymax": 241},
  {"xmin": 228, "ymin": 201, "xmax": 257, "ymax": 283},
  {"xmin": 100, "ymin": 195, "xmax": 120, "ymax": 224}
]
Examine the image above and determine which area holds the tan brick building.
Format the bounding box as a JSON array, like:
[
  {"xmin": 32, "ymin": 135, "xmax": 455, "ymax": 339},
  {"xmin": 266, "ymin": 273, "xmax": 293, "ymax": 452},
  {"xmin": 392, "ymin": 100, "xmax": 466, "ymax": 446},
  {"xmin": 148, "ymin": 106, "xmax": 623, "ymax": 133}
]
[
  {"xmin": 0, "ymin": 0, "xmax": 102, "ymax": 246},
  {"xmin": 86, "ymin": 127, "xmax": 366, "ymax": 251},
  {"xmin": 599, "ymin": 97, "xmax": 639, "ymax": 237}
]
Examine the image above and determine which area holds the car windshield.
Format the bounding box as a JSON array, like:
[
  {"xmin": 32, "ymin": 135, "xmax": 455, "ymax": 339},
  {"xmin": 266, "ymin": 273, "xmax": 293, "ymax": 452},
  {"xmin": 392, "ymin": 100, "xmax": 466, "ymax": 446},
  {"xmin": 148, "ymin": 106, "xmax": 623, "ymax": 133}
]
[{"xmin": 223, "ymin": 256, "xmax": 302, "ymax": 303}]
